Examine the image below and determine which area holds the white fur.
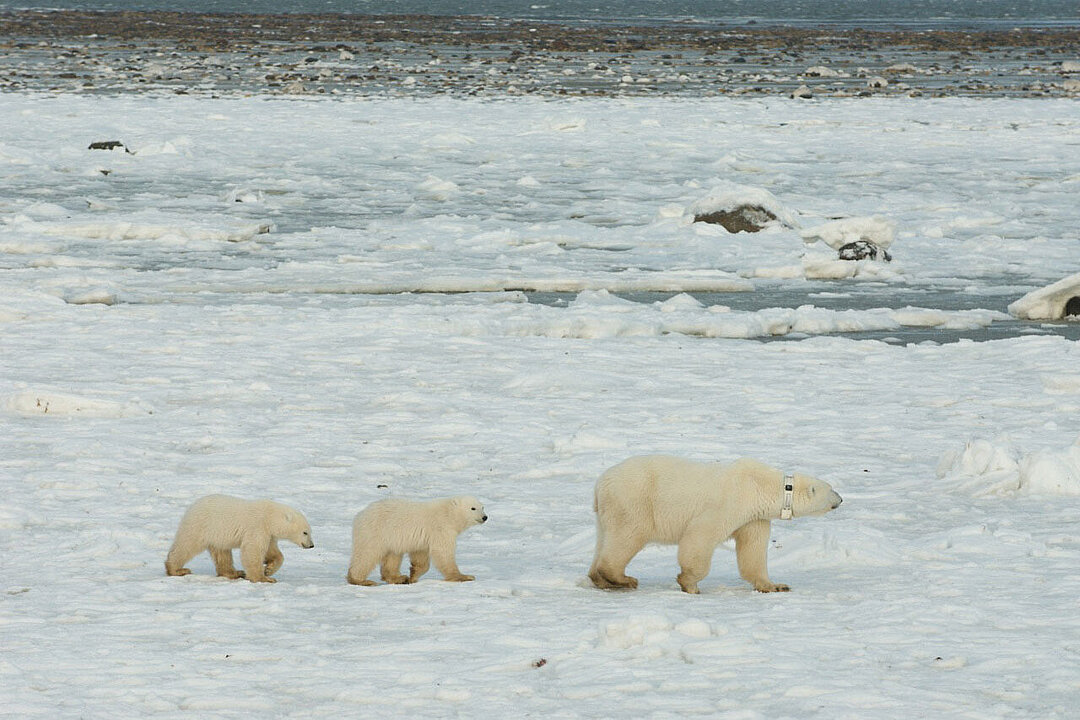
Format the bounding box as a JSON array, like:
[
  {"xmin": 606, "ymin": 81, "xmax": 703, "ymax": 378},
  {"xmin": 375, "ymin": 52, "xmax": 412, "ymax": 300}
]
[
  {"xmin": 347, "ymin": 496, "xmax": 487, "ymax": 586},
  {"xmin": 588, "ymin": 455, "xmax": 842, "ymax": 594},
  {"xmin": 165, "ymin": 494, "xmax": 314, "ymax": 583}
]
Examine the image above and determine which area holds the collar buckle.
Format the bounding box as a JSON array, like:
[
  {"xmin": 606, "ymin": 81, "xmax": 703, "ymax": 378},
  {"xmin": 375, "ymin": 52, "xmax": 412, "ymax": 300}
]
[{"xmin": 780, "ymin": 473, "xmax": 794, "ymax": 520}]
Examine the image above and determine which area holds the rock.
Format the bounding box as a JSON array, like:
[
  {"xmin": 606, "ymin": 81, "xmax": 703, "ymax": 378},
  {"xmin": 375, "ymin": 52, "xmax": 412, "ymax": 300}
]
[
  {"xmin": 88, "ymin": 140, "xmax": 126, "ymax": 151},
  {"xmin": 838, "ymin": 240, "xmax": 891, "ymax": 261},
  {"xmin": 688, "ymin": 185, "xmax": 796, "ymax": 233},
  {"xmin": 694, "ymin": 205, "xmax": 779, "ymax": 233},
  {"xmin": 867, "ymin": 76, "xmax": 889, "ymax": 88},
  {"xmin": 790, "ymin": 84, "xmax": 813, "ymax": 99}
]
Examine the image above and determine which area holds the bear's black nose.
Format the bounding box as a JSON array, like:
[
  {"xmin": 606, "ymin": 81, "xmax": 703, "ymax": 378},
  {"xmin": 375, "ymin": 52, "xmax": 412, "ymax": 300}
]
[{"xmin": 481, "ymin": 515, "xmax": 488, "ymax": 522}]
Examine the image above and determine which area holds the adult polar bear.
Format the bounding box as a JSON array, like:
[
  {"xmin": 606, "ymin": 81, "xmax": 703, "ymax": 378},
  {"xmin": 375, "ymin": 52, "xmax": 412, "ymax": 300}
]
[{"xmin": 589, "ymin": 455, "xmax": 842, "ymax": 594}]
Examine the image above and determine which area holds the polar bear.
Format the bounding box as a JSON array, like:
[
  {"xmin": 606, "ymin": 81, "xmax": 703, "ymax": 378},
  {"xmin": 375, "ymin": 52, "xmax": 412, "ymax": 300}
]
[
  {"xmin": 165, "ymin": 495, "xmax": 314, "ymax": 583},
  {"xmin": 588, "ymin": 455, "xmax": 842, "ymax": 594},
  {"xmin": 347, "ymin": 496, "xmax": 487, "ymax": 586}
]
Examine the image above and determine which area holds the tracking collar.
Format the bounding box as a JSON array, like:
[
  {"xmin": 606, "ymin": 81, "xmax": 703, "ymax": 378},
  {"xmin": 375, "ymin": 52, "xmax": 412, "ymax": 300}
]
[{"xmin": 780, "ymin": 473, "xmax": 794, "ymax": 520}]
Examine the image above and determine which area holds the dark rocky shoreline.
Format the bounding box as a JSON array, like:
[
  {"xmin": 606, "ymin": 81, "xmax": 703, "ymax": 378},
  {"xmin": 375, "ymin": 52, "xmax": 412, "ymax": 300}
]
[{"xmin": 2, "ymin": 10, "xmax": 1078, "ymax": 96}]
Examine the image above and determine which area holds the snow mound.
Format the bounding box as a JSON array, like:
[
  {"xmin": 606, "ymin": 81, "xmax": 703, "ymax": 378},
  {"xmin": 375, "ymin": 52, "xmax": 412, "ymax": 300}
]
[
  {"xmin": 415, "ymin": 174, "xmax": 460, "ymax": 201},
  {"xmin": 34, "ymin": 220, "xmax": 271, "ymax": 244},
  {"xmin": 938, "ymin": 437, "xmax": 1080, "ymax": 496},
  {"xmin": 600, "ymin": 615, "xmax": 674, "ymax": 650},
  {"xmin": 1019, "ymin": 446, "xmax": 1080, "ymax": 496},
  {"xmin": 687, "ymin": 184, "xmax": 798, "ymax": 231},
  {"xmin": 597, "ymin": 616, "xmax": 752, "ymax": 665},
  {"xmin": 1007, "ymin": 272, "xmax": 1080, "ymax": 320},
  {"xmin": 3, "ymin": 390, "xmax": 153, "ymax": 418},
  {"xmin": 64, "ymin": 288, "xmax": 118, "ymax": 306},
  {"xmin": 801, "ymin": 216, "xmax": 896, "ymax": 250}
]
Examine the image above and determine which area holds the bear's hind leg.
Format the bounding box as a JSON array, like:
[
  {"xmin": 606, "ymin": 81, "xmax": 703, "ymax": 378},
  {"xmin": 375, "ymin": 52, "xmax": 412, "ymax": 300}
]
[
  {"xmin": 588, "ymin": 523, "xmax": 615, "ymax": 588},
  {"xmin": 165, "ymin": 533, "xmax": 205, "ymax": 577},
  {"xmin": 733, "ymin": 520, "xmax": 789, "ymax": 593},
  {"xmin": 240, "ymin": 536, "xmax": 276, "ymax": 583},
  {"xmin": 346, "ymin": 547, "xmax": 379, "ymax": 586},
  {"xmin": 380, "ymin": 553, "xmax": 409, "ymax": 584},
  {"xmin": 407, "ymin": 550, "xmax": 430, "ymax": 583},
  {"xmin": 210, "ymin": 547, "xmax": 245, "ymax": 579},
  {"xmin": 592, "ymin": 527, "xmax": 645, "ymax": 590}
]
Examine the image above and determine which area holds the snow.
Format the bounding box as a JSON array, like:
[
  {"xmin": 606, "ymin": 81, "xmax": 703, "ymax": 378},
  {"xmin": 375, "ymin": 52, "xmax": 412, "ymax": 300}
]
[
  {"xmin": 938, "ymin": 436, "xmax": 1080, "ymax": 496},
  {"xmin": 801, "ymin": 216, "xmax": 897, "ymax": 250},
  {"xmin": 2, "ymin": 94, "xmax": 1080, "ymax": 718},
  {"xmin": 1008, "ymin": 271, "xmax": 1080, "ymax": 320}
]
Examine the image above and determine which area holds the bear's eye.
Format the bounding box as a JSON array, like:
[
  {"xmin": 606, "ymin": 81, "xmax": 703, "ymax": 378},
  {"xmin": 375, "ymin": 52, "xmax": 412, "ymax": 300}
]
[
  {"xmin": 471, "ymin": 507, "xmax": 476, "ymax": 511},
  {"xmin": 811, "ymin": 487, "xmax": 816, "ymax": 495}
]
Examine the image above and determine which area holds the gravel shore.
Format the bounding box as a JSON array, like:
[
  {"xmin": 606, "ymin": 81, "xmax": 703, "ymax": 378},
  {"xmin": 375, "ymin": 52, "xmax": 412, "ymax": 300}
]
[{"xmin": 2, "ymin": 10, "xmax": 1079, "ymax": 96}]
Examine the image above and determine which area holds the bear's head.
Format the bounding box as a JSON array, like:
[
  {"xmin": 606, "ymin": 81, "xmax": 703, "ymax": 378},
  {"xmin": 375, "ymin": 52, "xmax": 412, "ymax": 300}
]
[
  {"xmin": 453, "ymin": 496, "xmax": 488, "ymax": 527},
  {"xmin": 788, "ymin": 474, "xmax": 843, "ymax": 518},
  {"xmin": 276, "ymin": 506, "xmax": 315, "ymax": 549}
]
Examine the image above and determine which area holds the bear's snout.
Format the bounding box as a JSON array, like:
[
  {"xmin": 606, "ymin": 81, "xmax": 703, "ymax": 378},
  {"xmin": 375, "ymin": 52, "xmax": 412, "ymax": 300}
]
[
  {"xmin": 303, "ymin": 541, "xmax": 315, "ymax": 549},
  {"xmin": 830, "ymin": 492, "xmax": 843, "ymax": 509},
  {"xmin": 480, "ymin": 515, "xmax": 488, "ymax": 523}
]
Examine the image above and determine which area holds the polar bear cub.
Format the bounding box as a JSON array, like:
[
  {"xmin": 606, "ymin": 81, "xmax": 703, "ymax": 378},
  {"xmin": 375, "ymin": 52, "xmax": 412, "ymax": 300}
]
[
  {"xmin": 165, "ymin": 494, "xmax": 314, "ymax": 583},
  {"xmin": 589, "ymin": 455, "xmax": 842, "ymax": 594},
  {"xmin": 347, "ymin": 496, "xmax": 487, "ymax": 586}
]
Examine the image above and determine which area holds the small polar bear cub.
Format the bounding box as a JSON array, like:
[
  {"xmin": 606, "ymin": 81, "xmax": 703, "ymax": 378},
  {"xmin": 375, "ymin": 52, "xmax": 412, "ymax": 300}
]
[
  {"xmin": 347, "ymin": 496, "xmax": 487, "ymax": 586},
  {"xmin": 589, "ymin": 455, "xmax": 842, "ymax": 594},
  {"xmin": 165, "ymin": 494, "xmax": 314, "ymax": 583}
]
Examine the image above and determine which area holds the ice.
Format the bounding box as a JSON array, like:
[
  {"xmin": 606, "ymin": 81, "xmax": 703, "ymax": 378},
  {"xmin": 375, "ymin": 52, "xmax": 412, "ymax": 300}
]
[
  {"xmin": 1008, "ymin": 271, "xmax": 1080, "ymax": 320},
  {"xmin": 2, "ymin": 92, "xmax": 1080, "ymax": 718},
  {"xmin": 801, "ymin": 216, "xmax": 897, "ymax": 250}
]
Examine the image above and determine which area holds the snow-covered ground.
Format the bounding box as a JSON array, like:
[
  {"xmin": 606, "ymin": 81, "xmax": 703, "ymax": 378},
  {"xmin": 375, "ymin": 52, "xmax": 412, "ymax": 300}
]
[{"xmin": 2, "ymin": 95, "xmax": 1080, "ymax": 718}]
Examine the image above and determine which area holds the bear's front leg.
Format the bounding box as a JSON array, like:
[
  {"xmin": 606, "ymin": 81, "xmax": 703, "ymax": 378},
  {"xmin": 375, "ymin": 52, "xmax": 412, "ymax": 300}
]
[
  {"xmin": 264, "ymin": 539, "xmax": 284, "ymax": 577},
  {"xmin": 241, "ymin": 536, "xmax": 276, "ymax": 583},
  {"xmin": 431, "ymin": 541, "xmax": 474, "ymax": 582},
  {"xmin": 733, "ymin": 520, "xmax": 790, "ymax": 593}
]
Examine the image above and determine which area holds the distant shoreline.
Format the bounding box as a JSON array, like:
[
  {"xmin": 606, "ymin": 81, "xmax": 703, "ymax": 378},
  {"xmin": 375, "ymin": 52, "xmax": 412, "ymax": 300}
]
[
  {"xmin": 3, "ymin": 9, "xmax": 1079, "ymax": 50},
  {"xmin": 2, "ymin": 4, "xmax": 1079, "ymax": 29},
  {"xmin": 2, "ymin": 10, "xmax": 1078, "ymax": 98}
]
